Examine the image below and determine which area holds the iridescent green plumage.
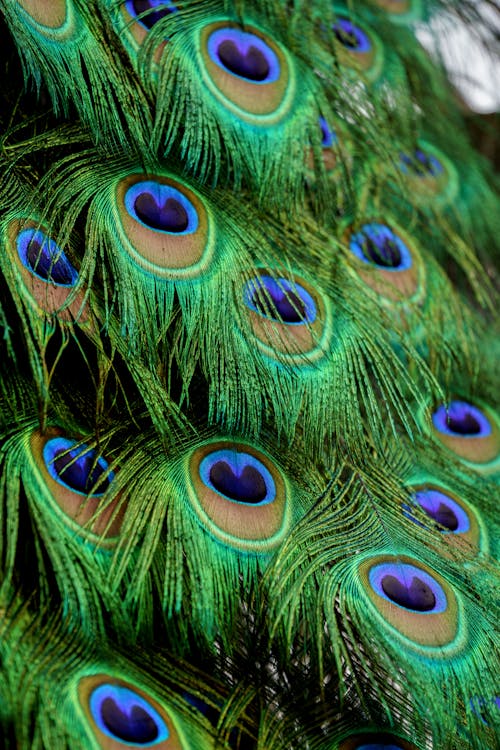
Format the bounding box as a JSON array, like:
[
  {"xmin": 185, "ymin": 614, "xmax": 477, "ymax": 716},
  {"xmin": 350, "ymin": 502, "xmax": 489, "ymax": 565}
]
[{"xmin": 0, "ymin": 1, "xmax": 499, "ymax": 748}]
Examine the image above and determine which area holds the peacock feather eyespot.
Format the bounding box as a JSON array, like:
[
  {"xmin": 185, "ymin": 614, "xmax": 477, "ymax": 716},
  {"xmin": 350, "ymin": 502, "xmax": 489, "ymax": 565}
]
[
  {"xmin": 79, "ymin": 675, "xmax": 182, "ymax": 749},
  {"xmin": 407, "ymin": 487, "xmax": 470, "ymax": 534},
  {"xmin": 116, "ymin": 174, "xmax": 213, "ymax": 277},
  {"xmin": 398, "ymin": 140, "xmax": 458, "ymax": 204},
  {"xmin": 124, "ymin": 0, "xmax": 177, "ymax": 31},
  {"xmin": 333, "ymin": 19, "xmax": 372, "ymax": 54},
  {"xmin": 331, "ymin": 13, "xmax": 383, "ymax": 81},
  {"xmin": 199, "ymin": 21, "xmax": 292, "ymax": 119},
  {"xmin": 346, "ymin": 222, "xmax": 421, "ymax": 301},
  {"xmin": 359, "ymin": 555, "xmax": 460, "ymax": 647},
  {"xmin": 29, "ymin": 430, "xmax": 122, "ymax": 537},
  {"xmin": 187, "ymin": 441, "xmax": 289, "ymax": 550},
  {"xmin": 207, "ymin": 28, "xmax": 280, "ymax": 84},
  {"xmin": 42, "ymin": 437, "xmax": 114, "ymax": 496},
  {"xmin": 369, "ymin": 561, "xmax": 447, "ymax": 613},
  {"xmin": 432, "ymin": 401, "xmax": 491, "ymax": 438},
  {"xmin": 16, "ymin": 228, "xmax": 78, "ymax": 287},
  {"xmin": 16, "ymin": 0, "xmax": 68, "ymax": 29},
  {"xmin": 6, "ymin": 218, "xmax": 89, "ymax": 321},
  {"xmin": 90, "ymin": 685, "xmax": 167, "ymax": 745},
  {"xmin": 120, "ymin": 0, "xmax": 176, "ymax": 54},
  {"xmin": 243, "ymin": 275, "xmax": 317, "ymax": 326},
  {"xmin": 125, "ymin": 181, "xmax": 199, "ymax": 235},
  {"xmin": 430, "ymin": 400, "xmax": 500, "ymax": 468},
  {"xmin": 339, "ymin": 733, "xmax": 419, "ymax": 750},
  {"xmin": 199, "ymin": 449, "xmax": 276, "ymax": 506},
  {"xmin": 350, "ymin": 224, "xmax": 412, "ymax": 271},
  {"xmin": 399, "ymin": 148, "xmax": 443, "ymax": 178},
  {"xmin": 241, "ymin": 271, "xmax": 330, "ymax": 362}
]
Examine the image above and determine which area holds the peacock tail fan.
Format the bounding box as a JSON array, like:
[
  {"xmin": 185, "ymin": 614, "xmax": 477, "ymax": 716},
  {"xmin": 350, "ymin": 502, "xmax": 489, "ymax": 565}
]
[{"xmin": 0, "ymin": 0, "xmax": 499, "ymax": 748}]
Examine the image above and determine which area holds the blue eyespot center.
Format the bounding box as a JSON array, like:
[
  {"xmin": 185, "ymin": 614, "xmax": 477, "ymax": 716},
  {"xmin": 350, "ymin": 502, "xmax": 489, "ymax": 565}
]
[
  {"xmin": 432, "ymin": 401, "xmax": 492, "ymax": 438},
  {"xmin": 126, "ymin": 0, "xmax": 177, "ymax": 30},
  {"xmin": 319, "ymin": 116, "xmax": 338, "ymax": 148},
  {"xmin": 244, "ymin": 276, "xmax": 317, "ymax": 325},
  {"xmin": 382, "ymin": 573, "xmax": 435, "ymax": 611},
  {"xmin": 333, "ymin": 19, "xmax": 371, "ymax": 53},
  {"xmin": 16, "ymin": 229, "xmax": 78, "ymax": 286},
  {"xmin": 349, "ymin": 224, "xmax": 412, "ymax": 270},
  {"xmin": 399, "ymin": 148, "xmax": 443, "ymax": 177},
  {"xmin": 90, "ymin": 684, "xmax": 169, "ymax": 745},
  {"xmin": 199, "ymin": 449, "xmax": 276, "ymax": 506},
  {"xmin": 369, "ymin": 562, "xmax": 447, "ymax": 613},
  {"xmin": 43, "ymin": 437, "xmax": 114, "ymax": 496},
  {"xmin": 125, "ymin": 181, "xmax": 199, "ymax": 234},
  {"xmin": 207, "ymin": 28, "xmax": 280, "ymax": 83},
  {"xmin": 407, "ymin": 488, "xmax": 470, "ymax": 533}
]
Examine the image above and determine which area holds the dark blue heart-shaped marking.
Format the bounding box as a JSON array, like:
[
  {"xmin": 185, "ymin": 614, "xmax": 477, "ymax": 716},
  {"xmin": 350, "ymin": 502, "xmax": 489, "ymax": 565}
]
[
  {"xmin": 209, "ymin": 461, "xmax": 268, "ymax": 503},
  {"xmin": 350, "ymin": 223, "xmax": 412, "ymax": 271},
  {"xmin": 432, "ymin": 401, "xmax": 492, "ymax": 438},
  {"xmin": 425, "ymin": 501, "xmax": 459, "ymax": 531},
  {"xmin": 361, "ymin": 235, "xmax": 402, "ymax": 268},
  {"xmin": 245, "ymin": 276, "xmax": 317, "ymax": 325},
  {"xmin": 101, "ymin": 696, "xmax": 159, "ymax": 743},
  {"xmin": 381, "ymin": 574, "xmax": 436, "ymax": 611},
  {"xmin": 217, "ymin": 39, "xmax": 270, "ymax": 81},
  {"xmin": 446, "ymin": 411, "xmax": 481, "ymax": 436},
  {"xmin": 52, "ymin": 447, "xmax": 112, "ymax": 495},
  {"xmin": 252, "ymin": 287, "xmax": 307, "ymax": 323},
  {"xmin": 26, "ymin": 238, "xmax": 75, "ymax": 285},
  {"xmin": 134, "ymin": 193, "xmax": 188, "ymax": 232},
  {"xmin": 410, "ymin": 488, "xmax": 470, "ymax": 534}
]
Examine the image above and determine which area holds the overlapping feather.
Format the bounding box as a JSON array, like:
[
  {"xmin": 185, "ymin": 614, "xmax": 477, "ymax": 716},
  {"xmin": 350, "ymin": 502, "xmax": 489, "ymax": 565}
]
[{"xmin": 0, "ymin": 0, "xmax": 498, "ymax": 749}]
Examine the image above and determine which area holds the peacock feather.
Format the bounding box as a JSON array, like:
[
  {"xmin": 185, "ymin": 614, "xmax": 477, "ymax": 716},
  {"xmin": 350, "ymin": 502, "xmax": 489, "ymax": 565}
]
[{"xmin": 0, "ymin": 0, "xmax": 499, "ymax": 748}]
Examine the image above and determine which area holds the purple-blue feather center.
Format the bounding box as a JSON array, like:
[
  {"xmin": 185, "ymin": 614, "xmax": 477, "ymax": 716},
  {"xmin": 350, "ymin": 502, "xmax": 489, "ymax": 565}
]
[
  {"xmin": 350, "ymin": 224, "xmax": 412, "ymax": 270},
  {"xmin": 381, "ymin": 574, "xmax": 436, "ymax": 611},
  {"xmin": 252, "ymin": 286, "xmax": 307, "ymax": 323},
  {"xmin": 217, "ymin": 39, "xmax": 270, "ymax": 81},
  {"xmin": 207, "ymin": 29, "xmax": 281, "ymax": 84},
  {"xmin": 361, "ymin": 234, "xmax": 402, "ymax": 268},
  {"xmin": 101, "ymin": 697, "xmax": 159, "ymax": 743},
  {"xmin": 420, "ymin": 501, "xmax": 458, "ymax": 531},
  {"xmin": 90, "ymin": 685, "xmax": 169, "ymax": 744},
  {"xmin": 432, "ymin": 401, "xmax": 492, "ymax": 438},
  {"xmin": 369, "ymin": 561, "xmax": 447, "ymax": 613},
  {"xmin": 129, "ymin": 0, "xmax": 176, "ymax": 30},
  {"xmin": 209, "ymin": 461, "xmax": 267, "ymax": 503},
  {"xmin": 333, "ymin": 19, "xmax": 371, "ymax": 52},
  {"xmin": 26, "ymin": 238, "xmax": 75, "ymax": 285},
  {"xmin": 134, "ymin": 192, "xmax": 188, "ymax": 232},
  {"xmin": 447, "ymin": 411, "xmax": 481, "ymax": 435},
  {"xmin": 52, "ymin": 447, "xmax": 112, "ymax": 494}
]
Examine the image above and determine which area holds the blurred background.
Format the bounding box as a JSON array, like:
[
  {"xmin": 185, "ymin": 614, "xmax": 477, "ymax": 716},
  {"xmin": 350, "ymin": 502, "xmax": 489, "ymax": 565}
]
[{"xmin": 418, "ymin": 1, "xmax": 500, "ymax": 168}]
